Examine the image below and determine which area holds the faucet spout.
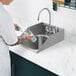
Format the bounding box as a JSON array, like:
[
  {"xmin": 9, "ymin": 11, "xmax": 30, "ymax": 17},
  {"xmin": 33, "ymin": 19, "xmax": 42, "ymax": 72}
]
[{"xmin": 37, "ymin": 8, "xmax": 51, "ymax": 30}]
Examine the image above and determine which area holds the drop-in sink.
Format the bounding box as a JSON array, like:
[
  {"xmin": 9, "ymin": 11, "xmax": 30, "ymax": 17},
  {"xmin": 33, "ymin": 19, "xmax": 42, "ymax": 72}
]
[{"xmin": 22, "ymin": 22, "xmax": 64, "ymax": 53}]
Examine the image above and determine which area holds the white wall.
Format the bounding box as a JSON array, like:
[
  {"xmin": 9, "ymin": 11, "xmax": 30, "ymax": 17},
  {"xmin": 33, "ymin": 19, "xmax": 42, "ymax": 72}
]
[
  {"xmin": 5, "ymin": 0, "xmax": 52, "ymax": 22},
  {"xmin": 53, "ymin": 7, "xmax": 76, "ymax": 35},
  {"xmin": 5, "ymin": 0, "xmax": 76, "ymax": 36}
]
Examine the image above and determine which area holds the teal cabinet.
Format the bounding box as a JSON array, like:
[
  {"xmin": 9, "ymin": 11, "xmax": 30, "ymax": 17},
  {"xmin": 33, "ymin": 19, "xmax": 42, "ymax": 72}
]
[{"xmin": 10, "ymin": 51, "xmax": 59, "ymax": 76}]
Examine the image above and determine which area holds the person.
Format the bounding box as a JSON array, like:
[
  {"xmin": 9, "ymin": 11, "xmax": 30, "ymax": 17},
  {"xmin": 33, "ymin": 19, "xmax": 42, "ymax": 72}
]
[{"xmin": 0, "ymin": 0, "xmax": 30, "ymax": 76}]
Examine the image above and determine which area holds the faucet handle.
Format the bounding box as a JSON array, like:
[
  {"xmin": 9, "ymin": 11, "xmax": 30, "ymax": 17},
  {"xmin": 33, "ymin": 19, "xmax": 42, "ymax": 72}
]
[
  {"xmin": 51, "ymin": 26, "xmax": 59, "ymax": 33},
  {"xmin": 45, "ymin": 26, "xmax": 49, "ymax": 32},
  {"xmin": 45, "ymin": 26, "xmax": 53, "ymax": 35},
  {"xmin": 45, "ymin": 25, "xmax": 59, "ymax": 34}
]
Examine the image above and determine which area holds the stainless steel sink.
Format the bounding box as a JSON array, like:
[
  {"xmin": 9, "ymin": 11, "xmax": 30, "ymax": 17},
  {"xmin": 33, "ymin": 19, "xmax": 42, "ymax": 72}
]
[{"xmin": 22, "ymin": 22, "xmax": 64, "ymax": 53}]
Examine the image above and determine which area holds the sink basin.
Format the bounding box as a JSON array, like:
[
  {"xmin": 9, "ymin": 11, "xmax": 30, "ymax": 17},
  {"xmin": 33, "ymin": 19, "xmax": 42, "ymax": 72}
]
[{"xmin": 22, "ymin": 22, "xmax": 64, "ymax": 53}]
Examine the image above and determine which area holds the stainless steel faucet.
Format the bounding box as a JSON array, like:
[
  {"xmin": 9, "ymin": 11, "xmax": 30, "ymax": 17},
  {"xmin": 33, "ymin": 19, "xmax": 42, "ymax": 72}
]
[{"xmin": 37, "ymin": 8, "xmax": 52, "ymax": 32}]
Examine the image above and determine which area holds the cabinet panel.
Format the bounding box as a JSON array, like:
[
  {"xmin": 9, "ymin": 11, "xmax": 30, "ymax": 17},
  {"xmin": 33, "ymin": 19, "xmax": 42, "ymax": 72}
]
[{"xmin": 10, "ymin": 51, "xmax": 59, "ymax": 76}]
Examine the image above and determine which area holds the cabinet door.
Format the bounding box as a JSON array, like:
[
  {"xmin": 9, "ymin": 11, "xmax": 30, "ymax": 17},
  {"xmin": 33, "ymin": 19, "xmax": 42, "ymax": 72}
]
[
  {"xmin": 10, "ymin": 51, "xmax": 15, "ymax": 76},
  {"xmin": 10, "ymin": 51, "xmax": 59, "ymax": 76}
]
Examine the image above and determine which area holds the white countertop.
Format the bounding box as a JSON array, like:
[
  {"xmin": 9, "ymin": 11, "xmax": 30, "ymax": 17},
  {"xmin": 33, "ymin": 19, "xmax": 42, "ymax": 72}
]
[{"xmin": 9, "ymin": 21, "xmax": 76, "ymax": 76}]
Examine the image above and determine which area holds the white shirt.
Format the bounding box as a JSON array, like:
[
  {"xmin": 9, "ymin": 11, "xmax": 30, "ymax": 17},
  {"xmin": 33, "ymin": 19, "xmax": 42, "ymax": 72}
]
[{"xmin": 0, "ymin": 2, "xmax": 18, "ymax": 76}]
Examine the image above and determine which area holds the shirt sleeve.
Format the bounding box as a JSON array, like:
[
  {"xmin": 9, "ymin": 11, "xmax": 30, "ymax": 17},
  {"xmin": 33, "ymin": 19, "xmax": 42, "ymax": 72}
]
[{"xmin": 0, "ymin": 10, "xmax": 18, "ymax": 45}]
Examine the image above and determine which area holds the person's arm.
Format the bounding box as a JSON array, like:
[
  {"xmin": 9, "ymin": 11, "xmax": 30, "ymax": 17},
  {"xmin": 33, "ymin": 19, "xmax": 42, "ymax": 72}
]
[
  {"xmin": 9, "ymin": 35, "xmax": 25, "ymax": 46},
  {"xmin": 1, "ymin": 21, "xmax": 32, "ymax": 46},
  {"xmin": 9, "ymin": 32, "xmax": 32, "ymax": 46}
]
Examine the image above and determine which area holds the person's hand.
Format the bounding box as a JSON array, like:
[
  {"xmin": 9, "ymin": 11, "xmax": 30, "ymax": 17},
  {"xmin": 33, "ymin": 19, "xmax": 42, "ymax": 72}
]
[
  {"xmin": 17, "ymin": 33, "xmax": 34, "ymax": 45},
  {"xmin": 22, "ymin": 32, "xmax": 34, "ymax": 41},
  {"xmin": 14, "ymin": 23, "xmax": 21, "ymax": 31},
  {"xmin": 17, "ymin": 36, "xmax": 24, "ymax": 45}
]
